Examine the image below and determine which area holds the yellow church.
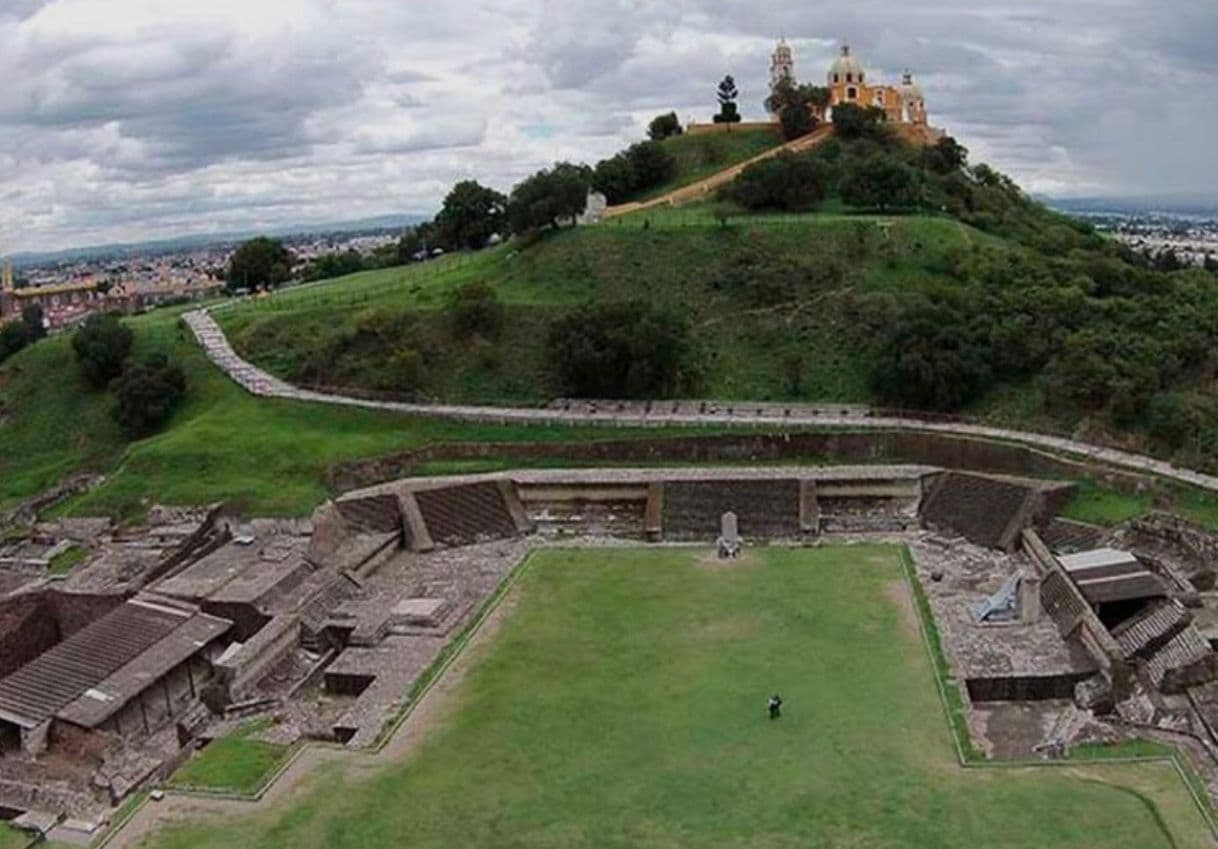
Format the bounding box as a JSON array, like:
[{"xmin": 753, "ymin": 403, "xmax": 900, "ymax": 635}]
[{"xmin": 770, "ymin": 40, "xmax": 937, "ymax": 133}]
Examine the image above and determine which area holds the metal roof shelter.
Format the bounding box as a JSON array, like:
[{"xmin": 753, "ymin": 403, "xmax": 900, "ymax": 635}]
[
  {"xmin": 1059, "ymin": 548, "xmax": 1167, "ymax": 606},
  {"xmin": 0, "ymin": 596, "xmax": 229, "ymax": 730}
]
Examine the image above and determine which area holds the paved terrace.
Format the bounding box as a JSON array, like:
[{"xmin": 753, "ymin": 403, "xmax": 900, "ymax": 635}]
[{"xmin": 184, "ymin": 308, "xmax": 1218, "ymax": 494}]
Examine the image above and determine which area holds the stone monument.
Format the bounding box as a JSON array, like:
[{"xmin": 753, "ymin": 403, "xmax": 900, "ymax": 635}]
[{"xmin": 717, "ymin": 511, "xmax": 741, "ymax": 559}]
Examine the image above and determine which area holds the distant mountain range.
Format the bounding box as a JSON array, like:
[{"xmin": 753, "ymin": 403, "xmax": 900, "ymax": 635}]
[
  {"xmin": 6, "ymin": 213, "xmax": 427, "ymax": 268},
  {"xmin": 1044, "ymin": 195, "xmax": 1218, "ymax": 218}
]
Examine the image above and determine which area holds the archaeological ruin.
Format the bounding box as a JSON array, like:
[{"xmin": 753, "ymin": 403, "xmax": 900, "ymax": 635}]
[{"xmin": 4, "ymin": 458, "xmax": 1218, "ymax": 842}]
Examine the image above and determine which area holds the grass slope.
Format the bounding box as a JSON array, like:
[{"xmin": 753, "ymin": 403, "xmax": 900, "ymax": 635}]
[
  {"xmin": 631, "ymin": 128, "xmax": 784, "ymax": 202},
  {"xmin": 138, "ymin": 546, "xmax": 1211, "ymax": 849},
  {"xmin": 0, "ymin": 305, "xmax": 672, "ymax": 518},
  {"xmin": 220, "ymin": 213, "xmax": 979, "ymax": 404}
]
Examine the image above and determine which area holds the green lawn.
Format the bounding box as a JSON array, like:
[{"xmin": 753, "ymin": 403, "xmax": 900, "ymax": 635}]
[
  {"xmin": 169, "ymin": 720, "xmax": 291, "ymax": 795},
  {"xmin": 138, "ymin": 546, "xmax": 1213, "ymax": 849},
  {"xmin": 0, "ymin": 825, "xmax": 30, "ymax": 849}
]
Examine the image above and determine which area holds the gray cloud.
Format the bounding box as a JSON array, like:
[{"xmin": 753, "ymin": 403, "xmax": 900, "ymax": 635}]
[{"xmin": 1, "ymin": 0, "xmax": 1216, "ymax": 252}]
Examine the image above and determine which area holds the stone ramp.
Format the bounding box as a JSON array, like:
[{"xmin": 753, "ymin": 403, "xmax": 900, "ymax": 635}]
[
  {"xmin": 334, "ymin": 494, "xmax": 402, "ymax": 535},
  {"xmin": 1041, "ymin": 517, "xmax": 1109, "ymax": 554},
  {"xmin": 1113, "ymin": 600, "xmax": 1191, "ymax": 662},
  {"xmin": 413, "ymin": 481, "xmax": 522, "ymax": 547},
  {"xmin": 920, "ymin": 472, "xmax": 1042, "ymax": 550},
  {"xmin": 661, "ymin": 478, "xmax": 801, "ymax": 540}
]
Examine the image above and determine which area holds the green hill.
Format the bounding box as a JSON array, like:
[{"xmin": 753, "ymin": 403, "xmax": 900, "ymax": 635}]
[
  {"xmin": 215, "ymin": 128, "xmax": 1218, "ymax": 474},
  {"xmin": 0, "ymin": 306, "xmax": 655, "ymax": 519},
  {"xmin": 3, "ymin": 126, "xmax": 1218, "ymax": 519},
  {"xmin": 632, "ymin": 127, "xmax": 783, "ymax": 201}
]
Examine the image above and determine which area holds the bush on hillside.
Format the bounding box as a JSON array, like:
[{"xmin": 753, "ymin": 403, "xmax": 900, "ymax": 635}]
[
  {"xmin": 592, "ymin": 155, "xmax": 637, "ymax": 204},
  {"xmin": 625, "ymin": 141, "xmax": 677, "ymax": 190},
  {"xmin": 449, "ymin": 281, "xmax": 504, "ymax": 339},
  {"xmin": 780, "ymin": 106, "xmax": 815, "ymax": 141},
  {"xmin": 0, "ymin": 319, "xmax": 31, "ymax": 363},
  {"xmin": 591, "ymin": 142, "xmax": 677, "ymax": 204},
  {"xmin": 21, "ymin": 305, "xmax": 46, "ymax": 343},
  {"xmin": 647, "ymin": 112, "xmax": 683, "ymax": 141},
  {"xmin": 112, "ymin": 353, "xmax": 187, "ymax": 438},
  {"xmin": 831, "ymin": 103, "xmax": 888, "ymax": 140},
  {"xmin": 508, "ymin": 163, "xmax": 592, "ymax": 234},
  {"xmin": 72, "ymin": 313, "xmax": 134, "ymax": 389},
  {"xmin": 871, "ymin": 301, "xmax": 991, "ymax": 411},
  {"xmin": 840, "ymin": 154, "xmax": 925, "ymax": 211},
  {"xmin": 720, "ymin": 152, "xmax": 830, "ymax": 212},
  {"xmin": 547, "ymin": 301, "xmax": 694, "ymax": 398},
  {"xmin": 303, "ymin": 250, "xmax": 367, "ymax": 282}
]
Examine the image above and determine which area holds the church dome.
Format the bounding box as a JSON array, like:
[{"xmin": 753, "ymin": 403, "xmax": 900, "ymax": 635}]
[{"xmin": 827, "ymin": 45, "xmax": 865, "ymax": 84}]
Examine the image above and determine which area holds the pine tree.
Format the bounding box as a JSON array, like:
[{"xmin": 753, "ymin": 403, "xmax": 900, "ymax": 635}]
[{"xmin": 714, "ymin": 75, "xmax": 741, "ymax": 129}]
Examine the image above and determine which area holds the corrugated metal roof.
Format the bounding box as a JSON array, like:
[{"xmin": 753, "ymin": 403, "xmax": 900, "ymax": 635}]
[
  {"xmin": 1059, "ymin": 548, "xmax": 1140, "ymax": 572},
  {"xmin": 0, "ymin": 598, "xmax": 228, "ymax": 728}
]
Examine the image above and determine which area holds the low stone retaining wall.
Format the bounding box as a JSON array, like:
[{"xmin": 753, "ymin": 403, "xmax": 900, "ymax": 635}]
[{"xmin": 327, "ymin": 430, "xmax": 1155, "ymax": 496}]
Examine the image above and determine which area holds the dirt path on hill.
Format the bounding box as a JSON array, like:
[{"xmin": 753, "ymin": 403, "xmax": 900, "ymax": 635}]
[{"xmin": 103, "ymin": 590, "xmax": 521, "ymax": 849}]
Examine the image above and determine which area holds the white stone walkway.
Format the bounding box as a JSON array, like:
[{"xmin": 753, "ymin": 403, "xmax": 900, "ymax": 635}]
[{"xmin": 183, "ymin": 309, "xmax": 1218, "ymax": 494}]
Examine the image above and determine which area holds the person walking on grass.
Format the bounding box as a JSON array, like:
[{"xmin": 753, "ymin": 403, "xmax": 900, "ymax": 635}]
[{"xmin": 768, "ymin": 693, "xmax": 783, "ymax": 720}]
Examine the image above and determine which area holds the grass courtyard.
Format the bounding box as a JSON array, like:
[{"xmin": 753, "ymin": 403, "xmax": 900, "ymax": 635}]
[{"xmin": 140, "ymin": 546, "xmax": 1212, "ymax": 849}]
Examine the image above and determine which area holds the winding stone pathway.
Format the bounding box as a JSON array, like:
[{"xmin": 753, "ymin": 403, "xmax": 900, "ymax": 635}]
[{"xmin": 183, "ymin": 309, "xmax": 1218, "ymax": 494}]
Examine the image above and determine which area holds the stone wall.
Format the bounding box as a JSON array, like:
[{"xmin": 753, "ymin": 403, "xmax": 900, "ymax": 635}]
[
  {"xmin": 0, "ymin": 595, "xmax": 57, "ymax": 679},
  {"xmin": 327, "ymin": 430, "xmax": 1153, "ymax": 496}
]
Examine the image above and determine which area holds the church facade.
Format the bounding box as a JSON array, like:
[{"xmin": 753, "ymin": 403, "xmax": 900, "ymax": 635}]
[{"xmin": 770, "ymin": 40, "xmax": 930, "ymax": 127}]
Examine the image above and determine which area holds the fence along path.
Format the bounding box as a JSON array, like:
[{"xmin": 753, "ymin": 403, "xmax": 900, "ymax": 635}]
[{"xmin": 183, "ymin": 308, "xmax": 1218, "ymax": 494}]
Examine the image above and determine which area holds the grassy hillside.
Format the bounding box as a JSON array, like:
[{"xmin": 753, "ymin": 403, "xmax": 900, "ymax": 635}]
[
  {"xmin": 220, "ymin": 213, "xmax": 979, "ymax": 404},
  {"xmin": 631, "ymin": 127, "xmax": 783, "ymax": 202},
  {"xmin": 217, "ymin": 126, "xmax": 1218, "ymax": 472},
  {"xmin": 0, "ymin": 305, "xmax": 667, "ymax": 518}
]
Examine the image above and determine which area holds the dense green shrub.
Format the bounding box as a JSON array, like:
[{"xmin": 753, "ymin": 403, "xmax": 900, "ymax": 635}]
[
  {"xmin": 840, "ymin": 154, "xmax": 925, "ymax": 211},
  {"xmin": 449, "ymin": 281, "xmax": 504, "ymax": 339},
  {"xmin": 112, "ymin": 353, "xmax": 186, "ymax": 437},
  {"xmin": 720, "ymin": 152, "xmax": 829, "ymax": 211},
  {"xmin": 547, "ymin": 301, "xmax": 694, "ymax": 398},
  {"xmin": 72, "ymin": 313, "xmax": 134, "ymax": 389}
]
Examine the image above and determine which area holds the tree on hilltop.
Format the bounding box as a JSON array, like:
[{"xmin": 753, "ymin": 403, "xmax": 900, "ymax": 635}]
[
  {"xmin": 434, "ymin": 180, "xmax": 507, "ymax": 251},
  {"xmin": 226, "ymin": 237, "xmax": 293, "ymax": 292},
  {"xmin": 592, "ymin": 155, "xmax": 637, "ymax": 205},
  {"xmin": 507, "ymin": 162, "xmax": 592, "ymax": 234},
  {"xmin": 714, "ymin": 75, "xmax": 742, "ymax": 129},
  {"xmin": 647, "ymin": 112, "xmax": 683, "ymax": 141}
]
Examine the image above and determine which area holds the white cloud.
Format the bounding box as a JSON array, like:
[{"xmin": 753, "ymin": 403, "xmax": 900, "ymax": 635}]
[{"xmin": 1, "ymin": 0, "xmax": 1216, "ymax": 252}]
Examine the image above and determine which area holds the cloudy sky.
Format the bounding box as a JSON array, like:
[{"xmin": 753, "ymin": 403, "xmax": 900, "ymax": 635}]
[{"xmin": 1, "ymin": 0, "xmax": 1215, "ymax": 252}]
